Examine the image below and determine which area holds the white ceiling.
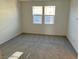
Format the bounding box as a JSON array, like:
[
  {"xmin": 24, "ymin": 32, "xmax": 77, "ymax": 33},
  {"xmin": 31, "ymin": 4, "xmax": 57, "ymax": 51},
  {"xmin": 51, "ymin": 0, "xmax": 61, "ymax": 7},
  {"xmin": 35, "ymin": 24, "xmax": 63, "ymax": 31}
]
[{"xmin": 19, "ymin": 0, "xmax": 54, "ymax": 1}]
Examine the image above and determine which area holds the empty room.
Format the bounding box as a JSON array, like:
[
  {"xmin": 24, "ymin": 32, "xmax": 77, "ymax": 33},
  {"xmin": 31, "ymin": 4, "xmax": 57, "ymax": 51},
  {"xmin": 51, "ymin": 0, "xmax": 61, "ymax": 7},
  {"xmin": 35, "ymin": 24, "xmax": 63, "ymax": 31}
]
[{"xmin": 0, "ymin": 0, "xmax": 78, "ymax": 59}]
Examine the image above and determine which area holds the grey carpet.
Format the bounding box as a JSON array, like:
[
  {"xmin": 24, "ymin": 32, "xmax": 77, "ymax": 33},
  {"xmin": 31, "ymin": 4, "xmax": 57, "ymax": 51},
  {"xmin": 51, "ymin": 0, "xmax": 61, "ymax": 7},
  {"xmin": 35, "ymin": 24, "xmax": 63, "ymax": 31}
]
[{"xmin": 0, "ymin": 34, "xmax": 77, "ymax": 59}]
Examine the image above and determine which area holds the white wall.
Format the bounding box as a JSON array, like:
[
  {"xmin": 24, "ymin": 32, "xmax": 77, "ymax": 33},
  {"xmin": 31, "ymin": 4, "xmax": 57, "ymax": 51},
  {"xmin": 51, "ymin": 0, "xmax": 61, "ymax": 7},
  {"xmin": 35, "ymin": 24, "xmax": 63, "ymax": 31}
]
[
  {"xmin": 67, "ymin": 0, "xmax": 78, "ymax": 52},
  {"xmin": 20, "ymin": 0, "xmax": 69, "ymax": 35},
  {"xmin": 0, "ymin": 0, "xmax": 22, "ymax": 44}
]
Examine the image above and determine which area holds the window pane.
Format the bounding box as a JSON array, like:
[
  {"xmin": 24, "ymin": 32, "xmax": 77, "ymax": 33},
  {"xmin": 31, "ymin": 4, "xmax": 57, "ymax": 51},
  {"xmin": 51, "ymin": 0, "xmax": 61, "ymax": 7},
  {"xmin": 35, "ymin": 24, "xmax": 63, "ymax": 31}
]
[
  {"xmin": 44, "ymin": 16, "xmax": 55, "ymax": 24},
  {"xmin": 32, "ymin": 6, "xmax": 43, "ymax": 15},
  {"xmin": 44, "ymin": 6, "xmax": 56, "ymax": 15},
  {"xmin": 33, "ymin": 16, "xmax": 42, "ymax": 24}
]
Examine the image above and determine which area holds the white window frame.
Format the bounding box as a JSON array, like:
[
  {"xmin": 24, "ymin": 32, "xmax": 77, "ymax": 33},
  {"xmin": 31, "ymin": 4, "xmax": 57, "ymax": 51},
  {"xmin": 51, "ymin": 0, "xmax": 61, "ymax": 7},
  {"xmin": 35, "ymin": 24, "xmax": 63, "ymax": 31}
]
[
  {"xmin": 32, "ymin": 6, "xmax": 43, "ymax": 24},
  {"xmin": 32, "ymin": 6, "xmax": 56, "ymax": 24},
  {"xmin": 44, "ymin": 6, "xmax": 56, "ymax": 24}
]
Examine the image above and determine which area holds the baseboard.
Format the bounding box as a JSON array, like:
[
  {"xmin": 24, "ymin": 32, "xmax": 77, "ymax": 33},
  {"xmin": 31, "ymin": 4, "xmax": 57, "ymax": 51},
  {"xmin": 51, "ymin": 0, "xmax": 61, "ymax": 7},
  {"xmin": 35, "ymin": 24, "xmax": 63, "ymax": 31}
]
[
  {"xmin": 0, "ymin": 32, "xmax": 77, "ymax": 56},
  {"xmin": 0, "ymin": 32, "xmax": 66, "ymax": 47},
  {"xmin": 66, "ymin": 36, "xmax": 78, "ymax": 55},
  {"xmin": 22, "ymin": 32, "xmax": 66, "ymax": 37},
  {"xmin": 0, "ymin": 32, "xmax": 22, "ymax": 47}
]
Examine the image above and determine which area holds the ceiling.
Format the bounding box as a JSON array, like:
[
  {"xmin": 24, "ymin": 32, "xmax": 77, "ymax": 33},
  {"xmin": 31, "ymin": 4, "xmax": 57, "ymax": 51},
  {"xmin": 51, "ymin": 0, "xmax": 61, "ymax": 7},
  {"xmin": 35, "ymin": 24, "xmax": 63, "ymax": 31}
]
[{"xmin": 19, "ymin": 0, "xmax": 55, "ymax": 1}]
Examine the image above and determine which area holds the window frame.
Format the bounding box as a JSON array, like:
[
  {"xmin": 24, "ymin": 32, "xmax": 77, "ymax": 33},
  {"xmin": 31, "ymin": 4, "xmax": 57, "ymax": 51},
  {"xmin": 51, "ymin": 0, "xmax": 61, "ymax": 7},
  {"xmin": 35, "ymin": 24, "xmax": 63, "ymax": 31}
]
[
  {"xmin": 32, "ymin": 6, "xmax": 43, "ymax": 24},
  {"xmin": 33, "ymin": 15, "xmax": 42, "ymax": 24},
  {"xmin": 44, "ymin": 6, "xmax": 56, "ymax": 24},
  {"xmin": 44, "ymin": 15, "xmax": 55, "ymax": 24},
  {"xmin": 32, "ymin": 6, "xmax": 56, "ymax": 24}
]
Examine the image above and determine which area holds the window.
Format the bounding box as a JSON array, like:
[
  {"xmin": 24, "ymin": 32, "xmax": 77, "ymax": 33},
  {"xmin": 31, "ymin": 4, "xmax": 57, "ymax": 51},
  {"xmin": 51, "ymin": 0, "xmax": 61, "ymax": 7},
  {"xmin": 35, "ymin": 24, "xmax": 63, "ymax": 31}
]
[
  {"xmin": 44, "ymin": 6, "xmax": 56, "ymax": 24},
  {"xmin": 45, "ymin": 16, "xmax": 54, "ymax": 24},
  {"xmin": 33, "ymin": 16, "xmax": 42, "ymax": 24},
  {"xmin": 44, "ymin": 6, "xmax": 55, "ymax": 15},
  {"xmin": 32, "ymin": 6, "xmax": 56, "ymax": 24},
  {"xmin": 32, "ymin": 6, "xmax": 43, "ymax": 24},
  {"xmin": 33, "ymin": 6, "xmax": 43, "ymax": 15}
]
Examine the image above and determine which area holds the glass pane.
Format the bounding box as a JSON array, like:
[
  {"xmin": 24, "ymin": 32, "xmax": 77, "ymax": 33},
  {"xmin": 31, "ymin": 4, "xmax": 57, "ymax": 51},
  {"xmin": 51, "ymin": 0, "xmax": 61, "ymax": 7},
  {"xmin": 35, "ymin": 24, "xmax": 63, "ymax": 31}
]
[
  {"xmin": 44, "ymin": 16, "xmax": 55, "ymax": 24},
  {"xmin": 44, "ymin": 6, "xmax": 56, "ymax": 15},
  {"xmin": 32, "ymin": 6, "xmax": 43, "ymax": 15},
  {"xmin": 33, "ymin": 16, "xmax": 42, "ymax": 24}
]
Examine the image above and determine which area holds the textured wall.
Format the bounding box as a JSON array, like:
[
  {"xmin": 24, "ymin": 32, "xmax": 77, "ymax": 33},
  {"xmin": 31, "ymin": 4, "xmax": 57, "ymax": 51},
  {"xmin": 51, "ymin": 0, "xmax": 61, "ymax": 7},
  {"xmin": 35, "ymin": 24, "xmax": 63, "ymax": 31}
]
[
  {"xmin": 67, "ymin": 0, "xmax": 78, "ymax": 52},
  {"xmin": 0, "ymin": 0, "xmax": 22, "ymax": 44},
  {"xmin": 20, "ymin": 0, "xmax": 69, "ymax": 35}
]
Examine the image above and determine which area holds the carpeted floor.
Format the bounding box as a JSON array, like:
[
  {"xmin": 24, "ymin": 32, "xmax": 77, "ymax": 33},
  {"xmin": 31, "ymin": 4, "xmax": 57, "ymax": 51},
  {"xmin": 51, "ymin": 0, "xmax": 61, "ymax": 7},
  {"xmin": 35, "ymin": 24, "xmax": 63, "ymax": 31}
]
[{"xmin": 0, "ymin": 34, "xmax": 77, "ymax": 59}]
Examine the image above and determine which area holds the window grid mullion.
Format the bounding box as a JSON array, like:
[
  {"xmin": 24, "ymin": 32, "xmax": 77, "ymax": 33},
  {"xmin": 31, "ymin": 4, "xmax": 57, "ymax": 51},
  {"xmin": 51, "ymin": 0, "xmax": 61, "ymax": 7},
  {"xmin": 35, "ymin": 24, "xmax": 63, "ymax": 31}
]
[{"xmin": 42, "ymin": 6, "xmax": 44, "ymax": 24}]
